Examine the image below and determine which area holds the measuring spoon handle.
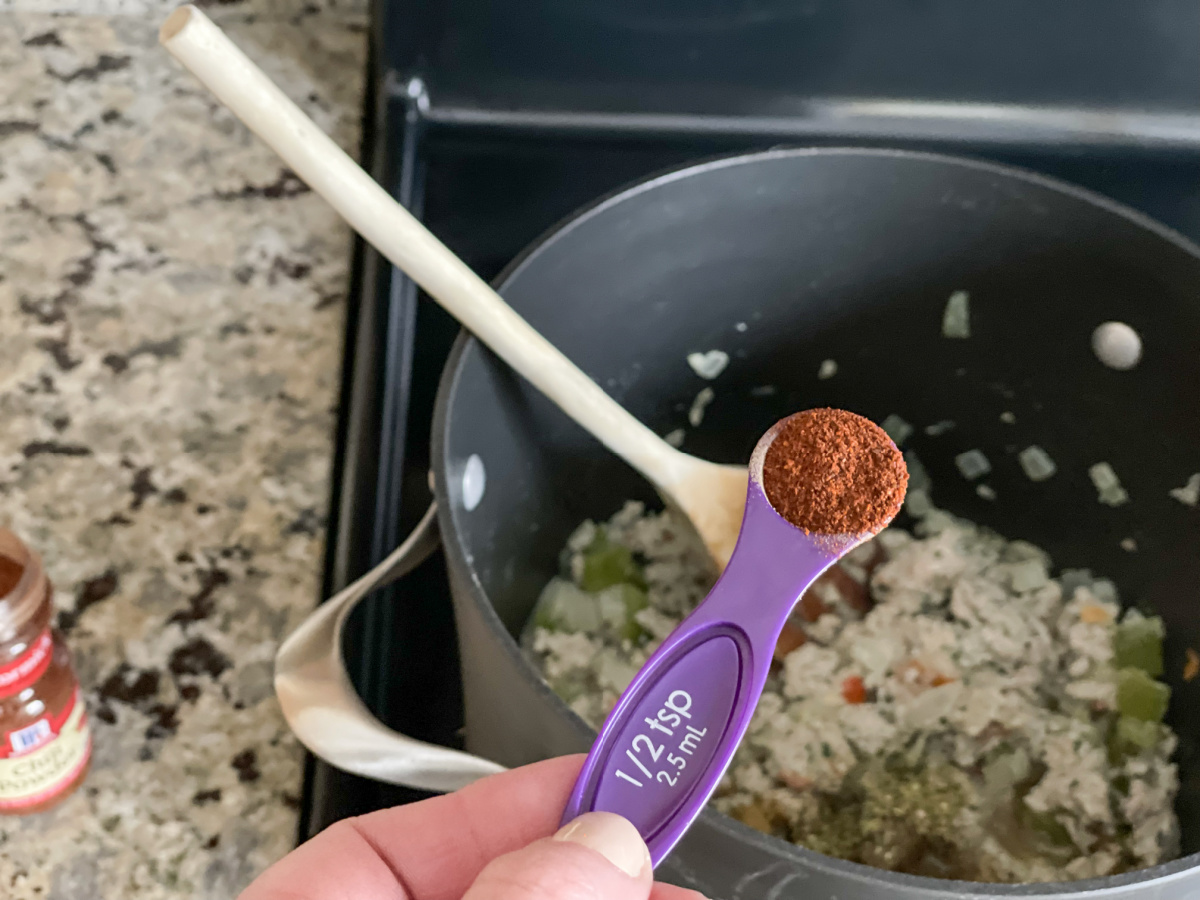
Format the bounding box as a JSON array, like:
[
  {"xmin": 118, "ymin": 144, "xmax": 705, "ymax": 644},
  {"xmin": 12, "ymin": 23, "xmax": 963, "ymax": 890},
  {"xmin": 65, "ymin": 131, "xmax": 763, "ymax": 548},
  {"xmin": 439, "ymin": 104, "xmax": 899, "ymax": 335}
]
[
  {"xmin": 562, "ymin": 612, "xmax": 763, "ymax": 866},
  {"xmin": 563, "ymin": 487, "xmax": 841, "ymax": 864}
]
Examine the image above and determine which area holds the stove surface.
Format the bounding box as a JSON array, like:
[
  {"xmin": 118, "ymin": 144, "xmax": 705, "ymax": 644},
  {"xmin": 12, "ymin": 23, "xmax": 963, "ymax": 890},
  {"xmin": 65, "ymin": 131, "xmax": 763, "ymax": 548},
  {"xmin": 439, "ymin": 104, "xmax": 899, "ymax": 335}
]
[{"xmin": 301, "ymin": 0, "xmax": 1200, "ymax": 841}]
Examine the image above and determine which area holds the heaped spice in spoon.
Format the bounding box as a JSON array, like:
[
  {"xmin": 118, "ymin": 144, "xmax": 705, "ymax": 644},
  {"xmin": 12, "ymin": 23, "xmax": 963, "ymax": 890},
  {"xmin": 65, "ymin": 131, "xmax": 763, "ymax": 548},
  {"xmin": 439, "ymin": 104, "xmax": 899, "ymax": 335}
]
[{"xmin": 762, "ymin": 408, "xmax": 907, "ymax": 535}]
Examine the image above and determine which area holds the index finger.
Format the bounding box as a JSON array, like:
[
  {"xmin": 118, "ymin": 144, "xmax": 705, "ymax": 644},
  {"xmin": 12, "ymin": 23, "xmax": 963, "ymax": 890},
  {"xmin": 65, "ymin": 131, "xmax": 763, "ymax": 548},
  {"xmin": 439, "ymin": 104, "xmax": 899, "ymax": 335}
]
[{"xmin": 242, "ymin": 755, "xmax": 586, "ymax": 900}]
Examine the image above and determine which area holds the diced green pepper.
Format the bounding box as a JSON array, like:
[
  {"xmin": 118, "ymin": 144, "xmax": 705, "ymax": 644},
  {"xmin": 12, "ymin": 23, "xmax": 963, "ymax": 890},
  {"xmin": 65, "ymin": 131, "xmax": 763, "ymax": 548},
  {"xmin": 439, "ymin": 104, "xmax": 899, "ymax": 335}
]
[
  {"xmin": 579, "ymin": 532, "xmax": 646, "ymax": 592},
  {"xmin": 1116, "ymin": 667, "xmax": 1170, "ymax": 722},
  {"xmin": 1108, "ymin": 714, "xmax": 1161, "ymax": 762},
  {"xmin": 608, "ymin": 583, "xmax": 649, "ymax": 642},
  {"xmin": 1114, "ymin": 615, "xmax": 1165, "ymax": 677}
]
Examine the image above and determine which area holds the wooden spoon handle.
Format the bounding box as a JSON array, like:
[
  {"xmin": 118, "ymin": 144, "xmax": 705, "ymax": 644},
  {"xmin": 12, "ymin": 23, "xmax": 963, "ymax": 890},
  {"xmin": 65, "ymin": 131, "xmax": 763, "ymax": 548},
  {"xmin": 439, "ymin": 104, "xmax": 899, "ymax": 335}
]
[{"xmin": 160, "ymin": 6, "xmax": 679, "ymax": 486}]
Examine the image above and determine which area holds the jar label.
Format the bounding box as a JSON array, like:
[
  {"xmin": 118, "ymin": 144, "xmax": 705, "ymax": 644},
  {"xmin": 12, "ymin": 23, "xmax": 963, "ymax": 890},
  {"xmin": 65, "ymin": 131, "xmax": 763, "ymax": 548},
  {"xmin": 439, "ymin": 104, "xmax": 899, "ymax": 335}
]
[
  {"xmin": 0, "ymin": 629, "xmax": 53, "ymax": 698},
  {"xmin": 0, "ymin": 687, "xmax": 91, "ymax": 810}
]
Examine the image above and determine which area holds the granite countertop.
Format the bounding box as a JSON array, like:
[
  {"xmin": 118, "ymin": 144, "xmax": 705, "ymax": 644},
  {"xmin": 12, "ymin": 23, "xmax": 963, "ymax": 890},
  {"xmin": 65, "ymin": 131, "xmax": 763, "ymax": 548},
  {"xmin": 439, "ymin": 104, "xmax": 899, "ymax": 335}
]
[{"xmin": 0, "ymin": 2, "xmax": 367, "ymax": 896}]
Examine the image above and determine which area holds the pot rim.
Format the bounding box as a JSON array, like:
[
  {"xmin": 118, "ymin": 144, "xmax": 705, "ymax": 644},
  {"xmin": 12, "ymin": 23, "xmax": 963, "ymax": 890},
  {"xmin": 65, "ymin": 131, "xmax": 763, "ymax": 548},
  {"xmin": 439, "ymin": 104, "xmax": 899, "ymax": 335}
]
[{"xmin": 431, "ymin": 145, "xmax": 1200, "ymax": 894}]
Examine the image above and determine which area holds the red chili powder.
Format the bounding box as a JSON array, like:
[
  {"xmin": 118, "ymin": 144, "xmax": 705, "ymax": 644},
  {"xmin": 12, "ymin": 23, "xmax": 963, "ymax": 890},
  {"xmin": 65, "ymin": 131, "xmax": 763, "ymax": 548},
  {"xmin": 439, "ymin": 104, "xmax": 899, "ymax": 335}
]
[
  {"xmin": 761, "ymin": 408, "xmax": 908, "ymax": 535},
  {"xmin": 0, "ymin": 554, "xmax": 23, "ymax": 597}
]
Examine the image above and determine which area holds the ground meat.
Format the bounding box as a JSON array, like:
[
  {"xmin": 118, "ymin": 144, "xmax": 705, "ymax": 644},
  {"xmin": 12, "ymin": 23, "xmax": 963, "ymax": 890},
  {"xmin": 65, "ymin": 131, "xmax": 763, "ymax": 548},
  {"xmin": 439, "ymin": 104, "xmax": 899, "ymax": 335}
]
[{"xmin": 523, "ymin": 500, "xmax": 1179, "ymax": 884}]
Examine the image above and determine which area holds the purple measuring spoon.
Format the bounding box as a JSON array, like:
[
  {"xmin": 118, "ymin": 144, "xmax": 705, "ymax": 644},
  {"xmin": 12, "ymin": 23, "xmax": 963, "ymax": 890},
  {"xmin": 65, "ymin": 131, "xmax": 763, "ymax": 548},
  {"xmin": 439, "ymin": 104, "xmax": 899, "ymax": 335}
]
[{"xmin": 561, "ymin": 410, "xmax": 906, "ymax": 866}]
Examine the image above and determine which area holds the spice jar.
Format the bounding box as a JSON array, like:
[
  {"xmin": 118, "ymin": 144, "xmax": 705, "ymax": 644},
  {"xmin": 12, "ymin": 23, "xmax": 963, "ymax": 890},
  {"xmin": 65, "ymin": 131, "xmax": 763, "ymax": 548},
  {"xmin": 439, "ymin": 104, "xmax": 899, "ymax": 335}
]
[{"xmin": 0, "ymin": 529, "xmax": 91, "ymax": 814}]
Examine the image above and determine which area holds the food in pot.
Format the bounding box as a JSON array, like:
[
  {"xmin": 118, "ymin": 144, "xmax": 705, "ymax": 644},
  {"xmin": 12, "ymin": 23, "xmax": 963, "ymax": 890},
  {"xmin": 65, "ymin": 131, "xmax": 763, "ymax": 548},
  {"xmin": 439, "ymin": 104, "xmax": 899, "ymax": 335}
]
[
  {"xmin": 523, "ymin": 499, "xmax": 1179, "ymax": 883},
  {"xmin": 942, "ymin": 290, "xmax": 971, "ymax": 339},
  {"xmin": 1171, "ymin": 474, "xmax": 1200, "ymax": 507},
  {"xmin": 1019, "ymin": 446, "xmax": 1058, "ymax": 482}
]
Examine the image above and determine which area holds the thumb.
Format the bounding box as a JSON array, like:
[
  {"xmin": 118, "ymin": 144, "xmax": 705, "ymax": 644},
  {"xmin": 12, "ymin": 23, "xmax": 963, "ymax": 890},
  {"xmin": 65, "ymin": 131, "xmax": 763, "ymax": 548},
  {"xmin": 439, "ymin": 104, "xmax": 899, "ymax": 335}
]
[{"xmin": 463, "ymin": 811, "xmax": 653, "ymax": 900}]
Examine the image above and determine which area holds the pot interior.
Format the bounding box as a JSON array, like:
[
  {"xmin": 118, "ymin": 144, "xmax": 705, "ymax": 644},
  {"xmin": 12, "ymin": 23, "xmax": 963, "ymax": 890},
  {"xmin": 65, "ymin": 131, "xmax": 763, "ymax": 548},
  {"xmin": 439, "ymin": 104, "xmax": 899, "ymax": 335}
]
[{"xmin": 436, "ymin": 148, "xmax": 1200, "ymax": 867}]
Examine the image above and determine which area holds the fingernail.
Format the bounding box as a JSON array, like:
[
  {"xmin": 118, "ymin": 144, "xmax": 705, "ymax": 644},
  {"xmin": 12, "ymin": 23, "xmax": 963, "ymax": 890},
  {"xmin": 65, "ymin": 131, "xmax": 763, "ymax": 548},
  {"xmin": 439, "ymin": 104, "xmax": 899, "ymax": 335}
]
[{"xmin": 553, "ymin": 812, "xmax": 651, "ymax": 878}]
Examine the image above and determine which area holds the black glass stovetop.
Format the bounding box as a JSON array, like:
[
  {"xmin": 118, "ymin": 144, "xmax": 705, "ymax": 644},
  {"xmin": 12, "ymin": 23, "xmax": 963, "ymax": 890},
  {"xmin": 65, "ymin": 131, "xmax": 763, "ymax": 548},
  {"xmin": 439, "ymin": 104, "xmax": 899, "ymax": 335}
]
[{"xmin": 299, "ymin": 0, "xmax": 1200, "ymax": 840}]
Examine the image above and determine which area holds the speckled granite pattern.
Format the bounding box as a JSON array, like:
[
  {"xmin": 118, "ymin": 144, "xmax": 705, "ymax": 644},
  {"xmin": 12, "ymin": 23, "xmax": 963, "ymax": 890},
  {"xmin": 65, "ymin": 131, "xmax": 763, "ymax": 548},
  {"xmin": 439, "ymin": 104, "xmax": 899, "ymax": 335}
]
[{"xmin": 0, "ymin": 3, "xmax": 366, "ymax": 897}]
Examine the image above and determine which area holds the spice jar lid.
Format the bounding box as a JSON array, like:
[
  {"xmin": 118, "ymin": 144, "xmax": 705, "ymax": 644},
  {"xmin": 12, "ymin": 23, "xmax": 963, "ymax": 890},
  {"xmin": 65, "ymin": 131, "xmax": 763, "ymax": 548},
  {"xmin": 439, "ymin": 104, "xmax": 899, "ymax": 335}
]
[{"xmin": 0, "ymin": 529, "xmax": 49, "ymax": 641}]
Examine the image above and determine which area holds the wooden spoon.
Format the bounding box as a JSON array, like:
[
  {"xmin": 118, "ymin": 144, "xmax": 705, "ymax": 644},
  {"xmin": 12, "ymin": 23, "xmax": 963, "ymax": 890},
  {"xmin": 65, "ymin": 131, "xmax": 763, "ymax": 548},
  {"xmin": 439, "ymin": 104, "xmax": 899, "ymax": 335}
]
[{"xmin": 160, "ymin": 6, "xmax": 747, "ymax": 567}]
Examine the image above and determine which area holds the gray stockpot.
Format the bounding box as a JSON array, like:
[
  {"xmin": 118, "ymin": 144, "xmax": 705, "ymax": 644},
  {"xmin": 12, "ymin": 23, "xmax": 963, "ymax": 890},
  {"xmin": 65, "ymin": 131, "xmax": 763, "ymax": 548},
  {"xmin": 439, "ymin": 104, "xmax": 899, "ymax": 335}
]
[{"xmin": 427, "ymin": 148, "xmax": 1200, "ymax": 898}]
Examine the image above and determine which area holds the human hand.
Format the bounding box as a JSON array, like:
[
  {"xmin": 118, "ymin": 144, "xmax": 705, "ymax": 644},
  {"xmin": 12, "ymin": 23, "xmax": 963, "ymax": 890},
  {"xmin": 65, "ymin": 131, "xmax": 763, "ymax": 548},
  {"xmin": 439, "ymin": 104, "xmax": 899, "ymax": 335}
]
[{"xmin": 240, "ymin": 754, "xmax": 707, "ymax": 900}]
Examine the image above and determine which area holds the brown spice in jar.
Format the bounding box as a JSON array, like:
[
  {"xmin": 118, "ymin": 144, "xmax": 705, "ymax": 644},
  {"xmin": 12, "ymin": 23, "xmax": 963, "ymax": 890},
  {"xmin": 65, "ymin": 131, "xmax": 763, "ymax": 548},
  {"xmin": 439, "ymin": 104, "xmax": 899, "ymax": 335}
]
[
  {"xmin": 0, "ymin": 530, "xmax": 91, "ymax": 815},
  {"xmin": 761, "ymin": 408, "xmax": 908, "ymax": 535},
  {"xmin": 0, "ymin": 555, "xmax": 22, "ymax": 598}
]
